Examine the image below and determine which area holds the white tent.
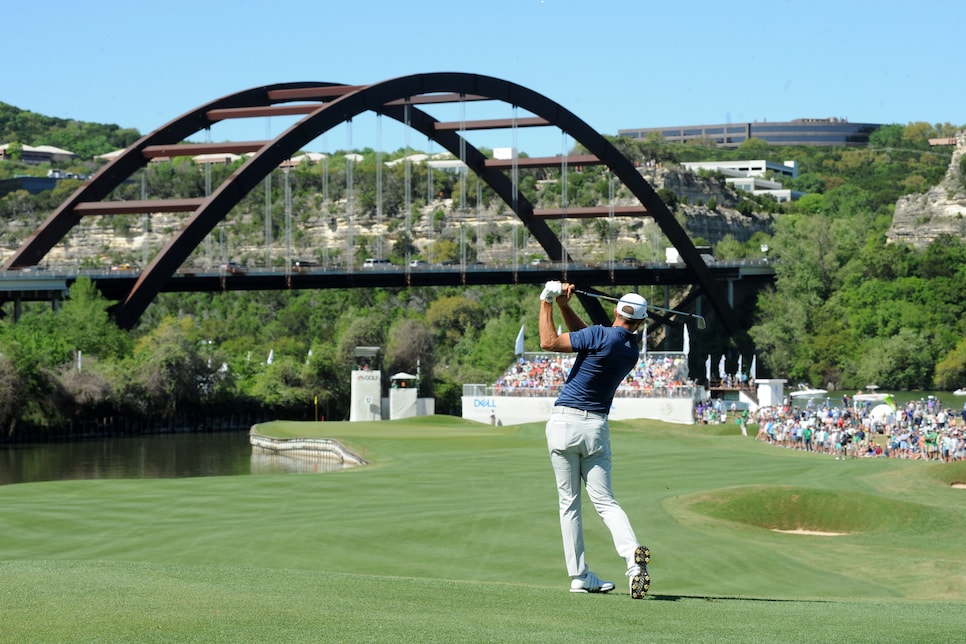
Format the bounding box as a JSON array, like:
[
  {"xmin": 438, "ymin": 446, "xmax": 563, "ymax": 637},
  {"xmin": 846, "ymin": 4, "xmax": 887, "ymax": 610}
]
[
  {"xmin": 869, "ymin": 403, "xmax": 896, "ymax": 426},
  {"xmin": 389, "ymin": 372, "xmax": 418, "ymax": 420},
  {"xmin": 854, "ymin": 392, "xmax": 896, "ymax": 409}
]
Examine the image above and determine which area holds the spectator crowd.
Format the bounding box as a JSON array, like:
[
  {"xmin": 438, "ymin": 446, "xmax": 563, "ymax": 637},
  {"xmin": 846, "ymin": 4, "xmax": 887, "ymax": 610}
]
[
  {"xmin": 749, "ymin": 395, "xmax": 966, "ymax": 462},
  {"xmin": 492, "ymin": 354, "xmax": 965, "ymax": 461},
  {"xmin": 493, "ymin": 352, "xmax": 698, "ymax": 399}
]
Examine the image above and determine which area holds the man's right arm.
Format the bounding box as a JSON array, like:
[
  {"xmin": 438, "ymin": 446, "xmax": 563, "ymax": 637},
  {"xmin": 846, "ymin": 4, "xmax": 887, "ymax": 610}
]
[{"xmin": 556, "ymin": 296, "xmax": 587, "ymax": 333}]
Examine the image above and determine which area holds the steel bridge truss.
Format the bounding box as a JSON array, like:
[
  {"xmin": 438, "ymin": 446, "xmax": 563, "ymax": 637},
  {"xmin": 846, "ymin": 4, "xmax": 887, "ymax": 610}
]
[{"xmin": 2, "ymin": 73, "xmax": 739, "ymax": 331}]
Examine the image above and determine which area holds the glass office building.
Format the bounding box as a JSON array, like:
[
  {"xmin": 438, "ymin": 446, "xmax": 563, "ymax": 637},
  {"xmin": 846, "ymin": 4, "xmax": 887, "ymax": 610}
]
[{"xmin": 619, "ymin": 118, "xmax": 881, "ymax": 148}]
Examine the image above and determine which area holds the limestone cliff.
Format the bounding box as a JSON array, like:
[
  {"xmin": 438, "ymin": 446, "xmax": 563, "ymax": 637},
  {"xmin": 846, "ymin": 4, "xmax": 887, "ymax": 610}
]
[
  {"xmin": 646, "ymin": 166, "xmax": 774, "ymax": 244},
  {"xmin": 4, "ymin": 167, "xmax": 773, "ymax": 269},
  {"xmin": 888, "ymin": 132, "xmax": 966, "ymax": 247}
]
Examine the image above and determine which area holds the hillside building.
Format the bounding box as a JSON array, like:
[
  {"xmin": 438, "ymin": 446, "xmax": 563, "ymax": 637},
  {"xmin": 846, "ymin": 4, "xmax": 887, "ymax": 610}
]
[
  {"xmin": 619, "ymin": 117, "xmax": 881, "ymax": 148},
  {"xmin": 681, "ymin": 159, "xmax": 802, "ymax": 202},
  {"xmin": 0, "ymin": 143, "xmax": 77, "ymax": 164}
]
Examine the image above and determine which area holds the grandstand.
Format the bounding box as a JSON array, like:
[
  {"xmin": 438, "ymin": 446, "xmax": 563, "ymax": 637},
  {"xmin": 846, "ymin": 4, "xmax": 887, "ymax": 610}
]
[{"xmin": 462, "ymin": 351, "xmax": 707, "ymax": 425}]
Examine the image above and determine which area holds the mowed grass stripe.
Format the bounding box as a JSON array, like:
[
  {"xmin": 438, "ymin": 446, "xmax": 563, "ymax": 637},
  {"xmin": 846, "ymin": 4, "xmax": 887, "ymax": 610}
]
[{"xmin": 3, "ymin": 560, "xmax": 964, "ymax": 642}]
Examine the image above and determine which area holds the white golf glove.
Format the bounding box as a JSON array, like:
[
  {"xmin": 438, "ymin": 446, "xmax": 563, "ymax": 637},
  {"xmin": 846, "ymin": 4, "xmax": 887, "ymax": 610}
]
[{"xmin": 540, "ymin": 280, "xmax": 562, "ymax": 303}]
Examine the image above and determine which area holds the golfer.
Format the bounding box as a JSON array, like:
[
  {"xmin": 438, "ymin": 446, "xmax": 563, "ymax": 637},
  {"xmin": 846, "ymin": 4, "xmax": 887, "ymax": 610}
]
[{"xmin": 538, "ymin": 280, "xmax": 651, "ymax": 599}]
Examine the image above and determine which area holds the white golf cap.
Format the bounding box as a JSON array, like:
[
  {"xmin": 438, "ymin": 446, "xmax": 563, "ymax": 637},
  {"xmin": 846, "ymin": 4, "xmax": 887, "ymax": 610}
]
[{"xmin": 616, "ymin": 293, "xmax": 648, "ymax": 320}]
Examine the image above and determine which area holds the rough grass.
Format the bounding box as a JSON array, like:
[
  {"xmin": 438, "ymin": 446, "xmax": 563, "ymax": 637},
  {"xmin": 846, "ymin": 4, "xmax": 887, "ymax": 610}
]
[
  {"xmin": 2, "ymin": 416, "xmax": 966, "ymax": 641},
  {"xmin": 686, "ymin": 486, "xmax": 936, "ymax": 534}
]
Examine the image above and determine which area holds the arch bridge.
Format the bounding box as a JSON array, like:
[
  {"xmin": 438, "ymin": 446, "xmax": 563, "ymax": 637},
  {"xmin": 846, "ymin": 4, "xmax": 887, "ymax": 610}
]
[{"xmin": 2, "ymin": 73, "xmax": 744, "ymax": 332}]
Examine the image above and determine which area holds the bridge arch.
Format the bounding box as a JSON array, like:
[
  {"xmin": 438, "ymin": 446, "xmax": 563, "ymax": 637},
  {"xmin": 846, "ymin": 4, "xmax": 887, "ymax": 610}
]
[{"xmin": 3, "ymin": 73, "xmax": 737, "ymax": 331}]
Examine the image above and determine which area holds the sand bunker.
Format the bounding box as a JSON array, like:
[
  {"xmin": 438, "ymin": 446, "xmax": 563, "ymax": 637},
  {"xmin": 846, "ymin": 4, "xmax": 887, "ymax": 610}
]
[
  {"xmin": 772, "ymin": 529, "xmax": 850, "ymax": 536},
  {"xmin": 953, "ymin": 483, "xmax": 966, "ymax": 489}
]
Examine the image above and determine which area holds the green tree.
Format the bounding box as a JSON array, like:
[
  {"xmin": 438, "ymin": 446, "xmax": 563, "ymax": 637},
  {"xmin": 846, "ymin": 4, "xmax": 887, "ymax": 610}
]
[
  {"xmin": 868, "ymin": 124, "xmax": 904, "ymax": 150},
  {"xmin": 128, "ymin": 316, "xmax": 207, "ymax": 417},
  {"xmin": 934, "ymin": 338, "xmax": 966, "ymax": 390},
  {"xmin": 852, "ymin": 329, "xmax": 934, "ymax": 390},
  {"xmin": 0, "ymin": 356, "xmax": 29, "ymax": 437},
  {"xmin": 428, "ymin": 238, "xmax": 459, "ymax": 262},
  {"xmin": 426, "ymin": 295, "xmax": 483, "ymax": 345},
  {"xmin": 5, "ymin": 141, "xmax": 23, "ymax": 161},
  {"xmin": 736, "ymin": 137, "xmax": 772, "ymax": 158},
  {"xmin": 714, "ymin": 235, "xmax": 747, "ymax": 259},
  {"xmin": 452, "ymin": 313, "xmax": 522, "ymax": 382},
  {"xmin": 58, "ymin": 277, "xmax": 132, "ymax": 359},
  {"xmin": 303, "ymin": 338, "xmax": 347, "ymax": 420},
  {"xmin": 0, "ymin": 302, "xmax": 82, "ymax": 431},
  {"xmin": 247, "ymin": 355, "xmax": 313, "ymax": 416},
  {"xmin": 53, "ymin": 357, "xmax": 116, "ymax": 421},
  {"xmin": 385, "ymin": 318, "xmax": 435, "ymax": 394}
]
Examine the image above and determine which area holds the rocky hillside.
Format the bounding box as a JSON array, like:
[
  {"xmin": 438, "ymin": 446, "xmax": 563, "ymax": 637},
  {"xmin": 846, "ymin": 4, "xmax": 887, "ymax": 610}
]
[
  {"xmin": 888, "ymin": 132, "xmax": 966, "ymax": 247},
  {"xmin": 646, "ymin": 166, "xmax": 775, "ymax": 245},
  {"xmin": 16, "ymin": 167, "xmax": 773, "ymax": 269}
]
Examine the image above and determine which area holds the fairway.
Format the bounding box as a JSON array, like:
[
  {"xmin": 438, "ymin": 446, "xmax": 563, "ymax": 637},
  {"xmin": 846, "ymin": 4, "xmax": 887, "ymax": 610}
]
[{"xmin": 3, "ymin": 416, "xmax": 966, "ymax": 642}]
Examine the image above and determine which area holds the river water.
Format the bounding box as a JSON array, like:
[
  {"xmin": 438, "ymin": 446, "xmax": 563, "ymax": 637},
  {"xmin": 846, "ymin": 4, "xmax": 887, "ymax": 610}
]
[{"xmin": 0, "ymin": 430, "xmax": 346, "ymax": 486}]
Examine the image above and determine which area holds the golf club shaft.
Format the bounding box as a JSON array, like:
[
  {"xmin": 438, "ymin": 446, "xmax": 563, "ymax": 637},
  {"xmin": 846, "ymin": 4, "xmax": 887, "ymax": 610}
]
[
  {"xmin": 574, "ymin": 289, "xmax": 707, "ymax": 329},
  {"xmin": 574, "ymin": 288, "xmax": 620, "ymax": 303}
]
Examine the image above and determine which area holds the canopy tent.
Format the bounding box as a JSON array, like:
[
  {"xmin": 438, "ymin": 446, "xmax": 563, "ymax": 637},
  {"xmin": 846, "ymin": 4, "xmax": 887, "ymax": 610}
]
[
  {"xmin": 853, "ymin": 392, "xmax": 896, "ymax": 409},
  {"xmin": 869, "ymin": 403, "xmax": 896, "ymax": 425}
]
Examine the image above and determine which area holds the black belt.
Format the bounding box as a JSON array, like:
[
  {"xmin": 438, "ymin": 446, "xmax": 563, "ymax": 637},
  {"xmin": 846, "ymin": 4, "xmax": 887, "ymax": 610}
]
[{"xmin": 552, "ymin": 406, "xmax": 608, "ymax": 420}]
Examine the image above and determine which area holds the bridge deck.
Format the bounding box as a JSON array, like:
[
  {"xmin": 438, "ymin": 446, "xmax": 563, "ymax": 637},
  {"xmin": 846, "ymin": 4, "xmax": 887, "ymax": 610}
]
[{"xmin": 0, "ymin": 261, "xmax": 774, "ymax": 302}]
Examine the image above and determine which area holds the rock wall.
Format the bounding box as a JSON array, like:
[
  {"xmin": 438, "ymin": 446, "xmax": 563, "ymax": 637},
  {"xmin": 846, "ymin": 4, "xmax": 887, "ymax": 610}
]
[
  {"xmin": 6, "ymin": 167, "xmax": 775, "ymax": 269},
  {"xmin": 682, "ymin": 204, "xmax": 773, "ymax": 244},
  {"xmin": 646, "ymin": 167, "xmax": 774, "ymax": 243},
  {"xmin": 888, "ymin": 131, "xmax": 966, "ymax": 247},
  {"xmin": 651, "ymin": 166, "xmax": 742, "ymax": 208}
]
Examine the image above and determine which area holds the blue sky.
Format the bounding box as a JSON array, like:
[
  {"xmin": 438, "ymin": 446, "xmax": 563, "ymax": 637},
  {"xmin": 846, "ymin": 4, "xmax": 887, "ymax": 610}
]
[{"xmin": 4, "ymin": 0, "xmax": 962, "ymax": 156}]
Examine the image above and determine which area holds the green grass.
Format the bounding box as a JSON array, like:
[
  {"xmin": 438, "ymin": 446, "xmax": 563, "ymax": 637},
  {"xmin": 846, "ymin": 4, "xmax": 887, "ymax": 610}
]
[{"xmin": 3, "ymin": 417, "xmax": 966, "ymax": 642}]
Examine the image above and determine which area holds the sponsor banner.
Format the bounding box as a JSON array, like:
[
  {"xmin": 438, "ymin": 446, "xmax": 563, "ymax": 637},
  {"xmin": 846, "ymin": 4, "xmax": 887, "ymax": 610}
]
[{"xmin": 462, "ymin": 396, "xmax": 697, "ymax": 426}]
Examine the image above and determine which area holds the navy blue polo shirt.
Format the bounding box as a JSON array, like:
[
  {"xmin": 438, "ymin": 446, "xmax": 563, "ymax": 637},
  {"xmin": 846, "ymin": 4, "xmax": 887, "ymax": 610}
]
[{"xmin": 554, "ymin": 325, "xmax": 641, "ymax": 414}]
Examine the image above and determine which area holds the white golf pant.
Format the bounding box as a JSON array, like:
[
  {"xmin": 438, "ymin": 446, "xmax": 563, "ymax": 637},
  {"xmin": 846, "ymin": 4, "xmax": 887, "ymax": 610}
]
[{"xmin": 546, "ymin": 408, "xmax": 639, "ymax": 578}]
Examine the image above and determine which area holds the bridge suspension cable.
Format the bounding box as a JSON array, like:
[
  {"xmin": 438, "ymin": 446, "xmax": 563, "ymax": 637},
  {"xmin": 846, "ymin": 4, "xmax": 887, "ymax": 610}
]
[
  {"xmin": 321, "ymin": 133, "xmax": 330, "ymax": 269},
  {"xmin": 376, "ymin": 113, "xmax": 384, "ymax": 262},
  {"xmin": 264, "ymin": 116, "xmax": 272, "ymax": 269},
  {"xmin": 608, "ymin": 171, "xmax": 616, "ymax": 280},
  {"xmin": 141, "ymin": 165, "xmax": 150, "ymax": 270},
  {"xmin": 511, "ymin": 105, "xmax": 520, "ymax": 277},
  {"xmin": 560, "ymin": 131, "xmax": 569, "ymax": 281},
  {"xmin": 284, "ymin": 165, "xmax": 292, "ymax": 280},
  {"xmin": 346, "ymin": 120, "xmax": 355, "ymax": 273},
  {"xmin": 403, "ymin": 102, "xmax": 413, "ymax": 279}
]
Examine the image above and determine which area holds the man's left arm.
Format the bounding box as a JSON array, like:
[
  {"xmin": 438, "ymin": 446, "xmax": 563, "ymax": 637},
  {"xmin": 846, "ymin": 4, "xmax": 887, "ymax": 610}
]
[{"xmin": 539, "ymin": 281, "xmax": 578, "ymax": 352}]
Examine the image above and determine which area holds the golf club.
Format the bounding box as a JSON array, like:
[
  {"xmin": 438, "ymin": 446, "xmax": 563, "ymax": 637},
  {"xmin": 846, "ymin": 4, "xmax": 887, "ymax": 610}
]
[{"xmin": 574, "ymin": 289, "xmax": 708, "ymax": 330}]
